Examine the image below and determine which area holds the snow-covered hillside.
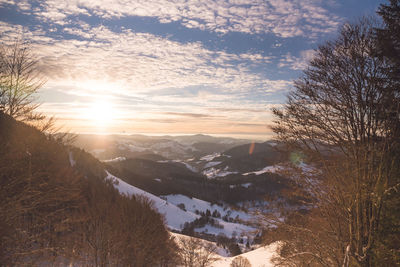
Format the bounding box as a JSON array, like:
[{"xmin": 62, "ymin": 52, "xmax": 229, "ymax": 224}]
[
  {"xmin": 213, "ymin": 243, "xmax": 279, "ymax": 267},
  {"xmin": 106, "ymin": 171, "xmax": 256, "ymax": 239},
  {"xmin": 107, "ymin": 171, "xmax": 279, "ymax": 265},
  {"xmin": 173, "ymin": 233, "xmax": 280, "ymax": 267},
  {"xmin": 106, "ymin": 171, "xmax": 197, "ymax": 231}
]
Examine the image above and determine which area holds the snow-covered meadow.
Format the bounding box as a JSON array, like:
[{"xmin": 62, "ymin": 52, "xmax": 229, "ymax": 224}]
[{"xmin": 106, "ymin": 171, "xmax": 257, "ymax": 239}]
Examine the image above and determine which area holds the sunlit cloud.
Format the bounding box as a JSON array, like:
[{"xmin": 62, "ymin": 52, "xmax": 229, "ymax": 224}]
[
  {"xmin": 0, "ymin": 21, "xmax": 289, "ymax": 96},
  {"xmin": 161, "ymin": 112, "xmax": 221, "ymax": 119}
]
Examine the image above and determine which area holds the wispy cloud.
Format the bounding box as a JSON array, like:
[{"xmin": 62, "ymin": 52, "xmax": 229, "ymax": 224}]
[
  {"xmin": 7, "ymin": 0, "xmax": 342, "ymax": 38},
  {"xmin": 0, "ymin": 21, "xmax": 289, "ymax": 96},
  {"xmin": 162, "ymin": 112, "xmax": 221, "ymax": 118},
  {"xmin": 278, "ymin": 49, "xmax": 316, "ymax": 70}
]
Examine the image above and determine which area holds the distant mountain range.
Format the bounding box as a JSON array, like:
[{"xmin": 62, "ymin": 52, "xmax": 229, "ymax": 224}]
[
  {"xmin": 73, "ymin": 133, "xmax": 295, "ymax": 205},
  {"xmin": 73, "ymin": 133, "xmax": 252, "ymax": 161}
]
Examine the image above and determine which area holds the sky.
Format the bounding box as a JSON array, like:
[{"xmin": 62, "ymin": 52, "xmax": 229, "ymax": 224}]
[{"xmin": 0, "ymin": 0, "xmax": 384, "ymax": 140}]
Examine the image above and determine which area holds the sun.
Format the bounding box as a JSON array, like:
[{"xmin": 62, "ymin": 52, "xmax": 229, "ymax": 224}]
[{"xmin": 85, "ymin": 100, "xmax": 115, "ymax": 128}]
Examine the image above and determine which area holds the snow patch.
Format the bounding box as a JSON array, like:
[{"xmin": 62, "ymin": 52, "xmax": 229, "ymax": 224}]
[
  {"xmin": 204, "ymin": 161, "xmax": 222, "ymax": 169},
  {"xmin": 180, "ymin": 161, "xmax": 197, "ymax": 172},
  {"xmin": 243, "ymin": 162, "xmax": 319, "ymax": 178},
  {"xmin": 241, "ymin": 183, "xmax": 252, "ymax": 188},
  {"xmin": 200, "ymin": 153, "xmax": 220, "ymax": 161},
  {"xmin": 229, "ymin": 183, "xmax": 252, "ymax": 189},
  {"xmin": 243, "ymin": 165, "xmax": 284, "ymax": 176},
  {"xmin": 203, "ymin": 168, "xmax": 238, "ymax": 179},
  {"xmin": 102, "ymin": 157, "xmax": 126, "ymax": 163},
  {"xmin": 68, "ymin": 151, "xmax": 76, "ymax": 167}
]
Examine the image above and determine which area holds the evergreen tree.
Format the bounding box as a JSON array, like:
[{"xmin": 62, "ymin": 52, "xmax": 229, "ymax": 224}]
[
  {"xmin": 376, "ymin": 0, "xmax": 400, "ymax": 73},
  {"xmin": 371, "ymin": 1, "xmax": 400, "ymax": 264}
]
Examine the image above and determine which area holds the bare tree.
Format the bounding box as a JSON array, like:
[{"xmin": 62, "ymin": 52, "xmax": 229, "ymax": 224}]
[
  {"xmin": 178, "ymin": 236, "xmax": 219, "ymax": 267},
  {"xmin": 0, "ymin": 38, "xmax": 69, "ymax": 137},
  {"xmin": 271, "ymin": 18, "xmax": 400, "ymax": 267},
  {"xmin": 0, "ymin": 38, "xmax": 45, "ymax": 121},
  {"xmin": 231, "ymin": 256, "xmax": 252, "ymax": 267}
]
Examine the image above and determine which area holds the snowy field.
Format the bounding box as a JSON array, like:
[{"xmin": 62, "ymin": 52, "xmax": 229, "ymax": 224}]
[{"xmin": 162, "ymin": 194, "xmax": 253, "ymax": 222}]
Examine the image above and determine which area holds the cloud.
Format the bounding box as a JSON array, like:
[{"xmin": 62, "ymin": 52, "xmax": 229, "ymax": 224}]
[
  {"xmin": 209, "ymin": 107, "xmax": 270, "ymax": 113},
  {"xmin": 278, "ymin": 49, "xmax": 316, "ymax": 70},
  {"xmin": 0, "ymin": 21, "xmax": 290, "ymax": 96},
  {"xmin": 162, "ymin": 112, "xmax": 221, "ymax": 118},
  {"xmin": 0, "ymin": 0, "xmax": 302, "ymax": 137},
  {"xmin": 233, "ymin": 122, "xmax": 267, "ymax": 127},
  {"xmin": 9, "ymin": 0, "xmax": 342, "ymax": 38}
]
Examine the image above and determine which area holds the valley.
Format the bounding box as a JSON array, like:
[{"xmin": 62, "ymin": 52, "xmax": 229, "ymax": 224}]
[{"xmin": 72, "ymin": 133, "xmax": 303, "ymax": 262}]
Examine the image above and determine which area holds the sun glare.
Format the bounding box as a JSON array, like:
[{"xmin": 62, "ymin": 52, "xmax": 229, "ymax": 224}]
[{"xmin": 86, "ymin": 100, "xmax": 115, "ymax": 128}]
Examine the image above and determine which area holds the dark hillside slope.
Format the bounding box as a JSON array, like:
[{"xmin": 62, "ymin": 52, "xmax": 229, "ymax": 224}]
[
  {"xmin": 108, "ymin": 142, "xmax": 294, "ymax": 203},
  {"xmin": 114, "ymin": 158, "xmax": 203, "ymax": 180},
  {"xmin": 108, "ymin": 158, "xmax": 215, "ymax": 199},
  {"xmin": 0, "ymin": 112, "xmax": 179, "ymax": 266},
  {"xmin": 0, "ymin": 112, "xmax": 86, "ymax": 265},
  {"xmin": 191, "ymin": 141, "xmax": 231, "ymax": 156},
  {"xmin": 222, "ymin": 142, "xmax": 287, "ymax": 173}
]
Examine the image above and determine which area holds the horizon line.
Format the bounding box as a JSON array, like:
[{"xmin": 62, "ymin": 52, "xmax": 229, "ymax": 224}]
[{"xmin": 65, "ymin": 131, "xmax": 274, "ymax": 141}]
